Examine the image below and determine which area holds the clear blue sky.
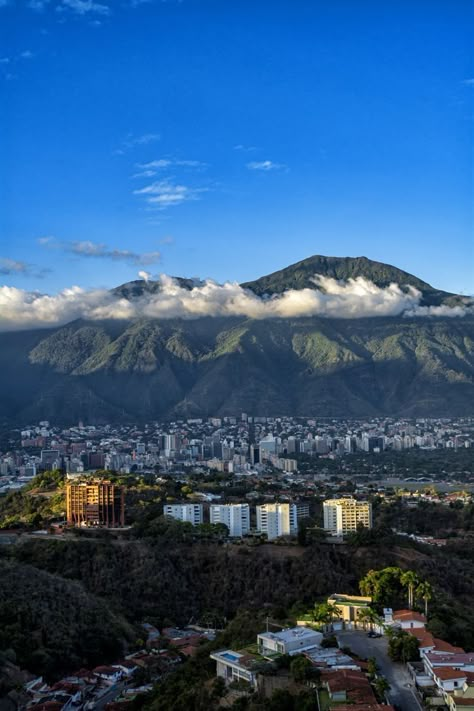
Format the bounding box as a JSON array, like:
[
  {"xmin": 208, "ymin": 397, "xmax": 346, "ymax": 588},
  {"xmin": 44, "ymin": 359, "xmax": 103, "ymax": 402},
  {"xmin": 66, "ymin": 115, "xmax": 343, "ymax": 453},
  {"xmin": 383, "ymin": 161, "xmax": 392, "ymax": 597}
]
[{"xmin": 1, "ymin": 0, "xmax": 473, "ymax": 294}]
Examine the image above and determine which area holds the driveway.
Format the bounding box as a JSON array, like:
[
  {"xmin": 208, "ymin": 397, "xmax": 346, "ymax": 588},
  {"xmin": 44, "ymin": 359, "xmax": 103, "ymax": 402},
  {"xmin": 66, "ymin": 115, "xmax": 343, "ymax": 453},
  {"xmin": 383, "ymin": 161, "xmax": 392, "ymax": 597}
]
[{"xmin": 336, "ymin": 630, "xmax": 422, "ymax": 711}]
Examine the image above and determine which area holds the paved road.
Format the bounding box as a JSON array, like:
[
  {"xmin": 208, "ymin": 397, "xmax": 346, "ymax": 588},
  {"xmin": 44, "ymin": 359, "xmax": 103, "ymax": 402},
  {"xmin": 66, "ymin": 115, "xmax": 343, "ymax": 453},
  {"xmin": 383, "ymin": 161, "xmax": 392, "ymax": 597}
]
[
  {"xmin": 91, "ymin": 681, "xmax": 126, "ymax": 710},
  {"xmin": 336, "ymin": 630, "xmax": 422, "ymax": 711}
]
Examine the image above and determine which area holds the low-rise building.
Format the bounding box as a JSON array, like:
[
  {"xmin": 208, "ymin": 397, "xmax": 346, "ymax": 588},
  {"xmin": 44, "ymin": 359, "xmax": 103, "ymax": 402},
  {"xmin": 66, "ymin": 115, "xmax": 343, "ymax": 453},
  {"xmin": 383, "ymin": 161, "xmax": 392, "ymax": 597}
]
[
  {"xmin": 327, "ymin": 594, "xmax": 372, "ymax": 624},
  {"xmin": 393, "ymin": 609, "xmax": 426, "ymax": 630},
  {"xmin": 257, "ymin": 626, "xmax": 322, "ymax": 656},
  {"xmin": 210, "ymin": 650, "xmax": 259, "ymax": 688}
]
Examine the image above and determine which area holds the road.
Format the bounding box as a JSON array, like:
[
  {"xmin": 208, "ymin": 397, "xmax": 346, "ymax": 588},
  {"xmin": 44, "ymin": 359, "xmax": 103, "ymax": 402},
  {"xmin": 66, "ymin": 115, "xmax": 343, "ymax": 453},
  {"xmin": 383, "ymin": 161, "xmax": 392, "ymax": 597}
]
[
  {"xmin": 91, "ymin": 681, "xmax": 126, "ymax": 710},
  {"xmin": 336, "ymin": 630, "xmax": 423, "ymax": 711}
]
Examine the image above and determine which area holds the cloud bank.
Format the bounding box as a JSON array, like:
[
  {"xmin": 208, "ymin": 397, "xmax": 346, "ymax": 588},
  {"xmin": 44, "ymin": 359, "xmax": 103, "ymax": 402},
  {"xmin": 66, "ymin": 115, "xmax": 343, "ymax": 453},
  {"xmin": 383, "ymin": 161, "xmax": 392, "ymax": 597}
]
[{"xmin": 0, "ymin": 275, "xmax": 471, "ymax": 332}]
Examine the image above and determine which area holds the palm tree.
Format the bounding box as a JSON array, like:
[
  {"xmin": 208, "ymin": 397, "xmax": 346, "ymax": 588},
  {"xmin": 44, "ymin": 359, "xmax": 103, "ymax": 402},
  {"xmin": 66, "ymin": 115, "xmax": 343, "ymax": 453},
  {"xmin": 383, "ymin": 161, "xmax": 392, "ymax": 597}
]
[
  {"xmin": 401, "ymin": 570, "xmax": 420, "ymax": 610},
  {"xmin": 357, "ymin": 606, "xmax": 382, "ymax": 631},
  {"xmin": 416, "ymin": 581, "xmax": 432, "ymax": 618},
  {"xmin": 375, "ymin": 676, "xmax": 391, "ymax": 700},
  {"xmin": 312, "ymin": 602, "xmax": 342, "ymax": 628}
]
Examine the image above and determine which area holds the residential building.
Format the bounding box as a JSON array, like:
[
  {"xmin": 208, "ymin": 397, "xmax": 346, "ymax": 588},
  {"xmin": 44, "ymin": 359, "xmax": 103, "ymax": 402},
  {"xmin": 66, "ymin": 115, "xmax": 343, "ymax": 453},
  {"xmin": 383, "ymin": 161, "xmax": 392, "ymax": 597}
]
[
  {"xmin": 393, "ymin": 609, "xmax": 427, "ymax": 630},
  {"xmin": 256, "ymin": 503, "xmax": 297, "ymax": 540},
  {"xmin": 163, "ymin": 503, "xmax": 203, "ymax": 526},
  {"xmin": 327, "ymin": 594, "xmax": 372, "ymax": 623},
  {"xmin": 257, "ymin": 627, "xmax": 322, "ymax": 656},
  {"xmin": 66, "ymin": 480, "xmax": 125, "ymax": 527},
  {"xmin": 323, "ymin": 498, "xmax": 372, "ymax": 537},
  {"xmin": 209, "ymin": 504, "xmax": 250, "ymax": 536},
  {"xmin": 210, "ymin": 650, "xmax": 258, "ymax": 688}
]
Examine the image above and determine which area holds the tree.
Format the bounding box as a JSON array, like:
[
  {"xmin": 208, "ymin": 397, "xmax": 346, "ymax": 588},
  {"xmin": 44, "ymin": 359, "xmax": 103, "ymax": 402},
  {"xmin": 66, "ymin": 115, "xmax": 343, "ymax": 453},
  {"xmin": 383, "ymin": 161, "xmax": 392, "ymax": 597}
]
[
  {"xmin": 357, "ymin": 606, "xmax": 382, "ymax": 631},
  {"xmin": 360, "ymin": 567, "xmax": 404, "ymax": 607},
  {"xmin": 375, "ymin": 676, "xmax": 391, "ymax": 699},
  {"xmin": 290, "ymin": 655, "xmax": 318, "ymax": 683},
  {"xmin": 401, "ymin": 570, "xmax": 420, "ymax": 610},
  {"xmin": 387, "ymin": 629, "xmax": 420, "ymax": 663},
  {"xmin": 416, "ymin": 580, "xmax": 433, "ymax": 618},
  {"xmin": 367, "ymin": 657, "xmax": 377, "ymax": 677},
  {"xmin": 312, "ymin": 602, "xmax": 342, "ymax": 628}
]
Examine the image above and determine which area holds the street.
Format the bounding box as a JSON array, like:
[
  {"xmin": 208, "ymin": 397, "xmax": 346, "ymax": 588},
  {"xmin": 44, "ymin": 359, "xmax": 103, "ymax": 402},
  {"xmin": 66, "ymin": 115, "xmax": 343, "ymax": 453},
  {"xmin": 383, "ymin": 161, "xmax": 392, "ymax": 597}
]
[{"xmin": 336, "ymin": 630, "xmax": 423, "ymax": 711}]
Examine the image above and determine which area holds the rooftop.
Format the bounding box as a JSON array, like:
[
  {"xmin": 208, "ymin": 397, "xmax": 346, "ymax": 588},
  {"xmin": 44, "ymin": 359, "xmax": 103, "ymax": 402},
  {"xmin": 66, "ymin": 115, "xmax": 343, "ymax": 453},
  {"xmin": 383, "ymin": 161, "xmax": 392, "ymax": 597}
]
[{"xmin": 258, "ymin": 626, "xmax": 320, "ymax": 643}]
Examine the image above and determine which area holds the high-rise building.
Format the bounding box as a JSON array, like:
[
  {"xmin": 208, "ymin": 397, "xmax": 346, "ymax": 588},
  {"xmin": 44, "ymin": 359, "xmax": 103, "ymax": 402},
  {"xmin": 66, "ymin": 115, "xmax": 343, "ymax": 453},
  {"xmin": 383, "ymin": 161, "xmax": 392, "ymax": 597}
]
[
  {"xmin": 256, "ymin": 503, "xmax": 297, "ymax": 540},
  {"xmin": 66, "ymin": 480, "xmax": 125, "ymax": 527},
  {"xmin": 323, "ymin": 498, "xmax": 372, "ymax": 537},
  {"xmin": 210, "ymin": 504, "xmax": 250, "ymax": 537},
  {"xmin": 163, "ymin": 503, "xmax": 203, "ymax": 526}
]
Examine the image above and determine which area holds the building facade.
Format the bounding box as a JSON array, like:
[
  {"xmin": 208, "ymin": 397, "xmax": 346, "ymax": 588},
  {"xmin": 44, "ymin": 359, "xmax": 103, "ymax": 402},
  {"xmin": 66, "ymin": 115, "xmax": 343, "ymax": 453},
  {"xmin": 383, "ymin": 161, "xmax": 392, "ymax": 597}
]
[
  {"xmin": 323, "ymin": 498, "xmax": 372, "ymax": 537},
  {"xmin": 66, "ymin": 480, "xmax": 125, "ymax": 527},
  {"xmin": 209, "ymin": 504, "xmax": 250, "ymax": 536},
  {"xmin": 256, "ymin": 503, "xmax": 297, "ymax": 540},
  {"xmin": 163, "ymin": 503, "xmax": 203, "ymax": 526}
]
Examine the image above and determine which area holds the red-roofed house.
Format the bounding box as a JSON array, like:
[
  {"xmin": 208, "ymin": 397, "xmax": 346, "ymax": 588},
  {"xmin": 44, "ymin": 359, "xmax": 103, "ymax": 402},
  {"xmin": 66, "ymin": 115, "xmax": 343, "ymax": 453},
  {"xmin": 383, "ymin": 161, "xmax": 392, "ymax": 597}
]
[{"xmin": 393, "ymin": 610, "xmax": 426, "ymax": 630}]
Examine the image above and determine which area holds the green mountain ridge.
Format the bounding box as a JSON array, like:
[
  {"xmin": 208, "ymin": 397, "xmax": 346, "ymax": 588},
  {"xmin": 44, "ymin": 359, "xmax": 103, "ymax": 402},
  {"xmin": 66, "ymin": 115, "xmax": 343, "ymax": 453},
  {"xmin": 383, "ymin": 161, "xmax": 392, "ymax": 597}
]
[{"xmin": 0, "ymin": 255, "xmax": 472, "ymax": 423}]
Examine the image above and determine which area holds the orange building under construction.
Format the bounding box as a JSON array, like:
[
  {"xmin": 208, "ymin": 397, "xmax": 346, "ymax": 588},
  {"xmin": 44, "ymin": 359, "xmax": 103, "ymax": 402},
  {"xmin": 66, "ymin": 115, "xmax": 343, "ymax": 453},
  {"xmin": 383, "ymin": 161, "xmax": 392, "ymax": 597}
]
[{"xmin": 66, "ymin": 480, "xmax": 125, "ymax": 527}]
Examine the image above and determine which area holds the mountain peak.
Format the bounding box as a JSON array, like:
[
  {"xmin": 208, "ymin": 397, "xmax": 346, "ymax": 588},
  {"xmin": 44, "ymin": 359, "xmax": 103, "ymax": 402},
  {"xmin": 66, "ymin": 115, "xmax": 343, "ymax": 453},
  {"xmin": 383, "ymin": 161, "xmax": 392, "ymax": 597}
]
[{"xmin": 242, "ymin": 254, "xmax": 455, "ymax": 306}]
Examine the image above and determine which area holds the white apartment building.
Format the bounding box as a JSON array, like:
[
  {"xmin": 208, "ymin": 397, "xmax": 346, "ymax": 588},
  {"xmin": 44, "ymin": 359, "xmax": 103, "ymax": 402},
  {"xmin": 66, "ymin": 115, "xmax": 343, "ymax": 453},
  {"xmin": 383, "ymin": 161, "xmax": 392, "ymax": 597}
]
[
  {"xmin": 163, "ymin": 503, "xmax": 203, "ymax": 526},
  {"xmin": 323, "ymin": 498, "xmax": 372, "ymax": 537},
  {"xmin": 256, "ymin": 503, "xmax": 297, "ymax": 540},
  {"xmin": 210, "ymin": 504, "xmax": 250, "ymax": 537}
]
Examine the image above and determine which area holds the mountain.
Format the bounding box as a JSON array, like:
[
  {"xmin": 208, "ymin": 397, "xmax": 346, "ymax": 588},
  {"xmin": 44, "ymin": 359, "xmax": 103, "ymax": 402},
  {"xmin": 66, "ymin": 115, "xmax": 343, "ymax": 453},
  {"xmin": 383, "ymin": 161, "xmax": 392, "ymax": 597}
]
[
  {"xmin": 0, "ymin": 255, "xmax": 472, "ymax": 423},
  {"xmin": 243, "ymin": 254, "xmax": 460, "ymax": 306}
]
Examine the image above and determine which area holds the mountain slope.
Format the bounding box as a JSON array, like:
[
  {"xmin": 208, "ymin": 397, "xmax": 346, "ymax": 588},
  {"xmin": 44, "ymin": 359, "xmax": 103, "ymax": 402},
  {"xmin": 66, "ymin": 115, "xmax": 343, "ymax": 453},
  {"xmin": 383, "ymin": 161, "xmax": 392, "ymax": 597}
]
[
  {"xmin": 0, "ymin": 314, "xmax": 472, "ymax": 423},
  {"xmin": 0, "ymin": 256, "xmax": 472, "ymax": 423}
]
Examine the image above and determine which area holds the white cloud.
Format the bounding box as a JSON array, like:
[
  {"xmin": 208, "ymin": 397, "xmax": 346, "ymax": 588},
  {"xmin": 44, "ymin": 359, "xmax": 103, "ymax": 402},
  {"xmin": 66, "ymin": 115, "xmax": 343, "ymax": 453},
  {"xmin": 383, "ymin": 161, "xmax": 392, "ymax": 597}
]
[
  {"xmin": 246, "ymin": 160, "xmax": 286, "ymax": 171},
  {"xmin": 0, "ymin": 275, "xmax": 470, "ymax": 331},
  {"xmin": 39, "ymin": 237, "xmax": 161, "ymax": 266},
  {"xmin": 138, "ymin": 270, "xmax": 152, "ymax": 281},
  {"xmin": 234, "ymin": 144, "xmax": 258, "ymax": 152},
  {"xmin": 114, "ymin": 133, "xmax": 160, "ymax": 155},
  {"xmin": 132, "ymin": 169, "xmax": 157, "ymax": 179},
  {"xmin": 137, "ymin": 158, "xmax": 205, "ymax": 170},
  {"xmin": 59, "ymin": 0, "xmax": 110, "ymax": 15},
  {"xmin": 0, "ymin": 258, "xmax": 29, "ymax": 275},
  {"xmin": 134, "ymin": 179, "xmax": 208, "ymax": 209}
]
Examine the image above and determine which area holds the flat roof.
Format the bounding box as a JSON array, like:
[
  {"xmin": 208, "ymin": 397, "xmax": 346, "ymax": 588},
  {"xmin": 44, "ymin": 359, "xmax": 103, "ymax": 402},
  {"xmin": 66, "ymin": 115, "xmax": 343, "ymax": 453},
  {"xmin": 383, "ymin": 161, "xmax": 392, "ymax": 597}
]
[{"xmin": 258, "ymin": 627, "xmax": 321, "ymax": 643}]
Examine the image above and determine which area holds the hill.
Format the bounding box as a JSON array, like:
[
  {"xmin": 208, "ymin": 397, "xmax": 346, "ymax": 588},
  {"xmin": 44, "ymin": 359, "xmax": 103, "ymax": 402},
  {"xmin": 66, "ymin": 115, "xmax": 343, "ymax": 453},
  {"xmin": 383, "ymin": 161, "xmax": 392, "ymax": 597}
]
[
  {"xmin": 0, "ymin": 255, "xmax": 472, "ymax": 424},
  {"xmin": 0, "ymin": 557, "xmax": 134, "ymax": 678}
]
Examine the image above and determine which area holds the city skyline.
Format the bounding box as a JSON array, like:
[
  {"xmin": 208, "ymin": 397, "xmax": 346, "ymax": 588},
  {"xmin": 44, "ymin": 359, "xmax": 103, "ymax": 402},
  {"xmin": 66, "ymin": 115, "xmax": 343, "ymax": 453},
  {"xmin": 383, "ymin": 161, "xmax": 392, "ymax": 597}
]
[{"xmin": 1, "ymin": 0, "xmax": 473, "ymax": 298}]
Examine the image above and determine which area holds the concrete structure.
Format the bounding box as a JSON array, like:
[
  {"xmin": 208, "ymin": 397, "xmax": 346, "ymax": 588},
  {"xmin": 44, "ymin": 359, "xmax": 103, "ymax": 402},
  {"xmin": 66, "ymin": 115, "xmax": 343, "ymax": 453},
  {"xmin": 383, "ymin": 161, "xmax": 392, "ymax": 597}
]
[
  {"xmin": 257, "ymin": 626, "xmax": 322, "ymax": 656},
  {"xmin": 209, "ymin": 504, "xmax": 250, "ymax": 536},
  {"xmin": 210, "ymin": 650, "xmax": 258, "ymax": 688},
  {"xmin": 66, "ymin": 480, "xmax": 125, "ymax": 527},
  {"xmin": 256, "ymin": 503, "xmax": 297, "ymax": 540},
  {"xmin": 327, "ymin": 594, "xmax": 372, "ymax": 623},
  {"xmin": 323, "ymin": 498, "xmax": 372, "ymax": 537},
  {"xmin": 163, "ymin": 503, "xmax": 203, "ymax": 526}
]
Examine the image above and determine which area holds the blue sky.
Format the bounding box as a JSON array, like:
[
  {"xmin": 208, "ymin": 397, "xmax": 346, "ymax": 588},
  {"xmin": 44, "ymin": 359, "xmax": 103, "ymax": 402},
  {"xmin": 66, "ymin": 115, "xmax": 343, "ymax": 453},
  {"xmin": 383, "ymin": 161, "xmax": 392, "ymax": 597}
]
[{"xmin": 1, "ymin": 0, "xmax": 473, "ymax": 295}]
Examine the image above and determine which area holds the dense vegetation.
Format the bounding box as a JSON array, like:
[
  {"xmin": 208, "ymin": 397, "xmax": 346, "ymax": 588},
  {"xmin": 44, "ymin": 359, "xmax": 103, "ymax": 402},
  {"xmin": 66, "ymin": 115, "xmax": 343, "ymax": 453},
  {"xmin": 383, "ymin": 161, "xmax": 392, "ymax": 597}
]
[
  {"xmin": 0, "ymin": 558, "xmax": 134, "ymax": 678},
  {"xmin": 0, "ymin": 255, "xmax": 473, "ymax": 424}
]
